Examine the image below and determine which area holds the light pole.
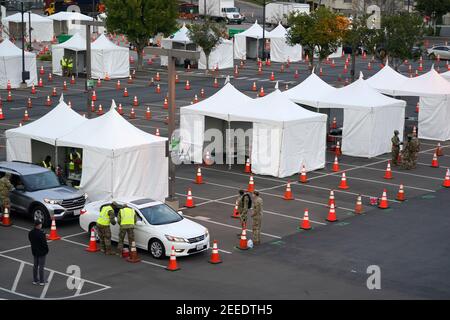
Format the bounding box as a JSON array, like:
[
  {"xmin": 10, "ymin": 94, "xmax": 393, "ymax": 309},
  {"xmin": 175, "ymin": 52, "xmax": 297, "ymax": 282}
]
[
  {"xmin": 18, "ymin": 0, "xmax": 33, "ymax": 88},
  {"xmin": 262, "ymin": 0, "xmax": 266, "ymax": 60}
]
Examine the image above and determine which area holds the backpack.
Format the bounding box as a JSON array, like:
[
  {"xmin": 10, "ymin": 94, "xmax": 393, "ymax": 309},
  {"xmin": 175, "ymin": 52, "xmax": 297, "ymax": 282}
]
[{"xmin": 243, "ymin": 193, "xmax": 252, "ymax": 209}]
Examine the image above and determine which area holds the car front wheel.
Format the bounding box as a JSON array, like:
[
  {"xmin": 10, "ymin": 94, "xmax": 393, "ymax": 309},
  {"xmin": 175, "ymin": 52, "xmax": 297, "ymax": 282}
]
[
  {"xmin": 148, "ymin": 239, "xmax": 166, "ymax": 259},
  {"xmin": 32, "ymin": 205, "xmax": 50, "ymax": 227}
]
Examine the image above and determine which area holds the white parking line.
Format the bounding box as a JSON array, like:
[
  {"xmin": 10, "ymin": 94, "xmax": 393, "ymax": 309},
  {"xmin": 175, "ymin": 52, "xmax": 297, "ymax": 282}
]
[
  {"xmin": 39, "ymin": 271, "xmax": 54, "ymax": 299},
  {"xmin": 140, "ymin": 260, "xmax": 166, "ymax": 269},
  {"xmin": 11, "ymin": 262, "xmax": 25, "ymax": 292}
]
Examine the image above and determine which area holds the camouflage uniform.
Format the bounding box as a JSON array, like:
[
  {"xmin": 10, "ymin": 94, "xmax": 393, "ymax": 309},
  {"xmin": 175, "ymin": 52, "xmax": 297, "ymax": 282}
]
[
  {"xmin": 251, "ymin": 196, "xmax": 263, "ymax": 245},
  {"xmin": 0, "ymin": 175, "xmax": 14, "ymax": 211},
  {"xmin": 117, "ymin": 207, "xmax": 137, "ymax": 255},
  {"xmin": 411, "ymin": 137, "xmax": 420, "ymax": 168},
  {"xmin": 96, "ymin": 205, "xmax": 116, "ymax": 255},
  {"xmin": 237, "ymin": 194, "xmax": 249, "ymax": 229},
  {"xmin": 401, "ymin": 138, "xmax": 414, "ymax": 170},
  {"xmin": 391, "ymin": 134, "xmax": 401, "ymax": 166}
]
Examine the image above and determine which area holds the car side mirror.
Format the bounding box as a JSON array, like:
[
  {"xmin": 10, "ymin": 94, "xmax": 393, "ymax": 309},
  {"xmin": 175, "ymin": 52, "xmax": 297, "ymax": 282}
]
[
  {"xmin": 15, "ymin": 185, "xmax": 25, "ymax": 192},
  {"xmin": 178, "ymin": 211, "xmax": 183, "ymax": 216},
  {"xmin": 136, "ymin": 220, "xmax": 144, "ymax": 226}
]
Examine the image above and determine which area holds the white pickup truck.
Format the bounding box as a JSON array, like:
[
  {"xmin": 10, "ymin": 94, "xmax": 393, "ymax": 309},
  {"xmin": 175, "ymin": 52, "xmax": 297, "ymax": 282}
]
[{"xmin": 199, "ymin": 0, "xmax": 245, "ymax": 24}]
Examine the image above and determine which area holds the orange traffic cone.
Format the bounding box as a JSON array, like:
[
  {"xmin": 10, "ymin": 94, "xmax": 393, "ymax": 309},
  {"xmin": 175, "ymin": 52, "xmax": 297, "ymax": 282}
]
[
  {"xmin": 436, "ymin": 143, "xmax": 443, "ymax": 156},
  {"xmin": 270, "ymin": 72, "xmax": 275, "ymax": 81},
  {"xmin": 209, "ymin": 240, "xmax": 222, "ymax": 264},
  {"xmin": 40, "ymin": 66, "xmax": 45, "ymax": 75},
  {"xmin": 166, "ymin": 246, "xmax": 180, "ymax": 271},
  {"xmin": 335, "ymin": 141, "xmax": 342, "ymax": 156},
  {"xmin": 234, "ymin": 65, "xmax": 239, "ymax": 77},
  {"xmin": 247, "ymin": 175, "xmax": 255, "ymax": 192},
  {"xmin": 257, "ymin": 65, "xmax": 262, "ymax": 75},
  {"xmin": 133, "ymin": 96, "xmax": 139, "ymax": 106},
  {"xmin": 68, "ymin": 101, "xmax": 72, "ymax": 108},
  {"xmin": 412, "ymin": 125, "xmax": 417, "ymax": 137},
  {"xmin": 1, "ymin": 207, "xmax": 12, "ymax": 227},
  {"xmin": 185, "ymin": 80, "xmax": 191, "ymax": 90},
  {"xmin": 378, "ymin": 189, "xmax": 389, "ymax": 209},
  {"xmin": 299, "ymin": 165, "xmax": 308, "ymax": 183},
  {"xmin": 193, "ymin": 94, "xmax": 199, "ymax": 104},
  {"xmin": 155, "ymin": 128, "xmax": 160, "ymax": 136},
  {"xmin": 326, "ymin": 203, "xmax": 338, "ymax": 222},
  {"xmin": 431, "ymin": 153, "xmax": 439, "ymax": 168},
  {"xmin": 97, "ymin": 104, "xmax": 104, "ymax": 115},
  {"xmin": 355, "ymin": 195, "xmax": 363, "ymax": 214},
  {"xmin": 338, "ymin": 172, "xmax": 349, "ymax": 189},
  {"xmin": 155, "ymin": 72, "xmax": 160, "ymax": 81},
  {"xmin": 332, "ymin": 156, "xmax": 340, "ymax": 172},
  {"xmin": 121, "ymin": 247, "xmax": 130, "ymax": 258},
  {"xmin": 123, "ymin": 88, "xmax": 129, "ymax": 97},
  {"xmin": 46, "ymin": 96, "xmax": 51, "ymax": 107},
  {"xmin": 116, "ymin": 80, "xmax": 121, "ymax": 90},
  {"xmin": 70, "ymin": 75, "xmax": 75, "ymax": 85},
  {"xmin": 97, "ymin": 78, "xmax": 102, "ymax": 87},
  {"xmin": 161, "ymin": 97, "xmax": 168, "ymax": 110},
  {"xmin": 244, "ymin": 158, "xmax": 251, "ymax": 173},
  {"xmin": 231, "ymin": 201, "xmax": 240, "ymax": 218},
  {"xmin": 85, "ymin": 228, "xmax": 99, "ymax": 252},
  {"xmin": 294, "ymin": 69, "xmax": 299, "ymax": 79},
  {"xmin": 299, "ymin": 209, "xmax": 312, "ymax": 230},
  {"xmin": 105, "ymin": 73, "xmax": 110, "ymax": 81},
  {"xmin": 443, "ymin": 169, "xmax": 450, "ymax": 188},
  {"xmin": 195, "ymin": 167, "xmax": 204, "ymax": 184},
  {"xmin": 7, "ymin": 91, "xmax": 12, "ymax": 102},
  {"xmin": 38, "ymin": 78, "xmax": 43, "ymax": 87},
  {"xmin": 200, "ymin": 88, "xmax": 205, "ymax": 98},
  {"xmin": 128, "ymin": 75, "xmax": 133, "ymax": 84},
  {"xmin": 283, "ymin": 181, "xmax": 294, "ymax": 200},
  {"xmin": 156, "ymin": 84, "xmax": 161, "ymax": 93},
  {"xmin": 31, "ymin": 84, "xmax": 36, "ymax": 94},
  {"xmin": 237, "ymin": 227, "xmax": 248, "ymax": 250},
  {"xmin": 0, "ymin": 107, "xmax": 4, "ymax": 120},
  {"xmin": 129, "ymin": 107, "xmax": 136, "ymax": 119},
  {"xmin": 126, "ymin": 241, "xmax": 141, "ymax": 263},
  {"xmin": 63, "ymin": 81, "xmax": 67, "ymax": 91},
  {"xmin": 6, "ymin": 80, "xmax": 11, "ymax": 90},
  {"xmin": 328, "ymin": 190, "xmax": 335, "ymax": 207},
  {"xmin": 384, "ymin": 160, "xmax": 393, "ymax": 179},
  {"xmin": 396, "ymin": 184, "xmax": 405, "ymax": 201},
  {"xmin": 213, "ymin": 78, "xmax": 219, "ymax": 88},
  {"xmin": 91, "ymin": 101, "xmax": 96, "ymax": 112},
  {"xmin": 91, "ymin": 90, "xmax": 97, "ymax": 101},
  {"xmin": 251, "ymin": 82, "xmax": 257, "ymax": 91},
  {"xmin": 331, "ymin": 117, "xmax": 337, "ymax": 129},
  {"xmin": 145, "ymin": 107, "xmax": 151, "ymax": 120},
  {"xmin": 415, "ymin": 102, "xmax": 419, "ymax": 113},
  {"xmin": 51, "ymin": 87, "xmax": 57, "ymax": 97},
  {"xmin": 185, "ymin": 188, "xmax": 195, "ymax": 208},
  {"xmin": 259, "ymin": 87, "xmax": 265, "ymax": 97},
  {"xmin": 23, "ymin": 110, "xmax": 29, "ymax": 121},
  {"xmin": 47, "ymin": 218, "xmax": 61, "ymax": 240},
  {"xmin": 27, "ymin": 98, "xmax": 32, "ymax": 108},
  {"xmin": 117, "ymin": 103, "xmax": 124, "ymax": 115}
]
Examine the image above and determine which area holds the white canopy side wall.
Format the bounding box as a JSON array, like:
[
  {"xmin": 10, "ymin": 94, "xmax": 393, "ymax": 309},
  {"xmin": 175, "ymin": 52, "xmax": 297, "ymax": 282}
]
[
  {"xmin": 0, "ymin": 52, "xmax": 37, "ymax": 89},
  {"xmin": 251, "ymin": 123, "xmax": 282, "ymax": 176},
  {"xmin": 418, "ymin": 95, "xmax": 450, "ymax": 141},
  {"xmin": 91, "ymin": 48, "xmax": 129, "ymax": 79},
  {"xmin": 6, "ymin": 137, "xmax": 32, "ymax": 162},
  {"xmin": 180, "ymin": 113, "xmax": 206, "ymax": 163},
  {"xmin": 233, "ymin": 35, "xmax": 247, "ymax": 60},
  {"xmin": 199, "ymin": 40, "xmax": 233, "ymax": 70},
  {"xmin": 270, "ymin": 38, "xmax": 302, "ymax": 63},
  {"xmin": 51, "ymin": 47, "xmax": 64, "ymax": 76}
]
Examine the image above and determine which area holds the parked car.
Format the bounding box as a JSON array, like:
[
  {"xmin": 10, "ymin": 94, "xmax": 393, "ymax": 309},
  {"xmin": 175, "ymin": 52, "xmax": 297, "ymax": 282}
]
[
  {"xmin": 79, "ymin": 197, "xmax": 210, "ymax": 259},
  {"xmin": 0, "ymin": 161, "xmax": 87, "ymax": 226},
  {"xmin": 342, "ymin": 44, "xmax": 368, "ymax": 55},
  {"xmin": 427, "ymin": 46, "xmax": 450, "ymax": 60}
]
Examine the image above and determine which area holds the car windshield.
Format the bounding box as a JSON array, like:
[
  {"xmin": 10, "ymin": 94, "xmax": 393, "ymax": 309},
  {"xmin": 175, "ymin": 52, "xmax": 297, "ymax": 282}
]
[
  {"xmin": 139, "ymin": 204, "xmax": 183, "ymax": 225},
  {"xmin": 225, "ymin": 7, "xmax": 238, "ymax": 12},
  {"xmin": 21, "ymin": 171, "xmax": 61, "ymax": 191}
]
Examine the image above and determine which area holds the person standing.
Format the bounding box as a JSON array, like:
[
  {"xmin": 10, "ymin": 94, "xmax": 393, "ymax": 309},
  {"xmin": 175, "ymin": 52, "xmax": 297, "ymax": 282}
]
[
  {"xmin": 391, "ymin": 130, "xmax": 402, "ymax": 166},
  {"xmin": 401, "ymin": 135, "xmax": 413, "ymax": 170},
  {"xmin": 28, "ymin": 220, "xmax": 49, "ymax": 285},
  {"xmin": 117, "ymin": 204, "xmax": 137, "ymax": 256},
  {"xmin": 41, "ymin": 155, "xmax": 53, "ymax": 171},
  {"xmin": 411, "ymin": 136, "xmax": 420, "ymax": 169},
  {"xmin": 96, "ymin": 202, "xmax": 117, "ymax": 255},
  {"xmin": 251, "ymin": 191, "xmax": 263, "ymax": 245},
  {"xmin": 0, "ymin": 173, "xmax": 14, "ymax": 217},
  {"xmin": 236, "ymin": 189, "xmax": 250, "ymax": 230}
]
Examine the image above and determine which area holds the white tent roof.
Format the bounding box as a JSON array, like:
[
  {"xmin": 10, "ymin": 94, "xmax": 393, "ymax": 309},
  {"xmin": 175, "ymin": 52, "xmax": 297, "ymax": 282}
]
[
  {"xmin": 168, "ymin": 23, "xmax": 192, "ymax": 43},
  {"xmin": 317, "ymin": 74, "xmax": 406, "ymax": 109},
  {"xmin": 5, "ymin": 97, "xmax": 87, "ymax": 145},
  {"xmin": 3, "ymin": 12, "xmax": 51, "ymax": 23},
  {"xmin": 0, "ymin": 38, "xmax": 35, "ymax": 58},
  {"xmin": 53, "ymin": 32, "xmax": 86, "ymax": 51},
  {"xmin": 267, "ymin": 23, "xmax": 287, "ymax": 38},
  {"xmin": 235, "ymin": 20, "xmax": 264, "ymax": 39},
  {"xmin": 91, "ymin": 33, "xmax": 127, "ymax": 51},
  {"xmin": 57, "ymin": 101, "xmax": 167, "ymax": 154},
  {"xmin": 283, "ymin": 72, "xmax": 336, "ymax": 107},
  {"xmin": 394, "ymin": 68, "xmax": 450, "ymax": 97},
  {"xmin": 365, "ymin": 62, "xmax": 410, "ymax": 96},
  {"xmin": 441, "ymin": 70, "xmax": 450, "ymax": 81},
  {"xmin": 47, "ymin": 11, "xmax": 93, "ymax": 21}
]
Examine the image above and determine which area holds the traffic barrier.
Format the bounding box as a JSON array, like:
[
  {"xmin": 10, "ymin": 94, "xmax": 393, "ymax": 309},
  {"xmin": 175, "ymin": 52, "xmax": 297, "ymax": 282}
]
[{"xmin": 85, "ymin": 228, "xmax": 99, "ymax": 252}]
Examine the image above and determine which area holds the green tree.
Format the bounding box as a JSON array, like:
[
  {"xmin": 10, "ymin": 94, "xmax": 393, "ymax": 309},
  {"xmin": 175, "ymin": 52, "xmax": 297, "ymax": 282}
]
[
  {"xmin": 104, "ymin": 0, "xmax": 178, "ymax": 70},
  {"xmin": 416, "ymin": 0, "xmax": 450, "ymax": 35},
  {"xmin": 375, "ymin": 13, "xmax": 425, "ymax": 71},
  {"xmin": 187, "ymin": 20, "xmax": 227, "ymax": 73},
  {"xmin": 287, "ymin": 7, "xmax": 348, "ymax": 70}
]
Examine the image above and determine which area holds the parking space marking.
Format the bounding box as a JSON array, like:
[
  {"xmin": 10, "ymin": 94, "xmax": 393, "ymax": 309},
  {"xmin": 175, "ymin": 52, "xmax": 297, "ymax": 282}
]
[
  {"xmin": 40, "ymin": 271, "xmax": 54, "ymax": 299},
  {"xmin": 140, "ymin": 260, "xmax": 166, "ymax": 269},
  {"xmin": 11, "ymin": 262, "xmax": 25, "ymax": 292}
]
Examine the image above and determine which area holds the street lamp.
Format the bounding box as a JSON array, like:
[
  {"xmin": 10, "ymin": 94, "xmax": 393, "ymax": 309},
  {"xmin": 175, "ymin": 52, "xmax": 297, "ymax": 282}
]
[
  {"xmin": 262, "ymin": 0, "xmax": 266, "ymax": 60},
  {"xmin": 18, "ymin": 0, "xmax": 33, "ymax": 88}
]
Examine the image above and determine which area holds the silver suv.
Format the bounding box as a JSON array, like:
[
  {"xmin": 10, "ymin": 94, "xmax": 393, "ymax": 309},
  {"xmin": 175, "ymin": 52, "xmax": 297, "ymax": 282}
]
[{"xmin": 0, "ymin": 161, "xmax": 87, "ymax": 227}]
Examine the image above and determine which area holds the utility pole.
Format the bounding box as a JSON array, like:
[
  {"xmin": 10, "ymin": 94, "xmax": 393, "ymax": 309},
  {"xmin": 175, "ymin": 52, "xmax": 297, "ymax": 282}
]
[
  {"xmin": 144, "ymin": 47, "xmax": 200, "ymax": 211},
  {"xmin": 262, "ymin": 0, "xmax": 266, "ymax": 60}
]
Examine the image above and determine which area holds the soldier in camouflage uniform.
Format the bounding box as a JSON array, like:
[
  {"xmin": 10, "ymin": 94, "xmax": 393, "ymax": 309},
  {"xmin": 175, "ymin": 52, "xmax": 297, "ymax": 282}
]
[
  {"xmin": 237, "ymin": 189, "xmax": 249, "ymax": 230},
  {"xmin": 117, "ymin": 204, "xmax": 137, "ymax": 256},
  {"xmin": 251, "ymin": 191, "xmax": 263, "ymax": 245},
  {"xmin": 401, "ymin": 135, "xmax": 414, "ymax": 170},
  {"xmin": 391, "ymin": 130, "xmax": 402, "ymax": 166},
  {"xmin": 0, "ymin": 173, "xmax": 14, "ymax": 215},
  {"xmin": 411, "ymin": 136, "xmax": 420, "ymax": 169},
  {"xmin": 96, "ymin": 202, "xmax": 117, "ymax": 255}
]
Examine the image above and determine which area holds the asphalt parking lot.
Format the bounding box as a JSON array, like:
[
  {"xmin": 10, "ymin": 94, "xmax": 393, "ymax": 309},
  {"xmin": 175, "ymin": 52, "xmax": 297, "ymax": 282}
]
[{"xmin": 1, "ymin": 43, "xmax": 450, "ymax": 300}]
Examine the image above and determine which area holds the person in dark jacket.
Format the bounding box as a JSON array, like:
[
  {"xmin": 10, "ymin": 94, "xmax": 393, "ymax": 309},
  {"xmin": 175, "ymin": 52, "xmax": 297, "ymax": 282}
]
[{"xmin": 28, "ymin": 220, "xmax": 49, "ymax": 285}]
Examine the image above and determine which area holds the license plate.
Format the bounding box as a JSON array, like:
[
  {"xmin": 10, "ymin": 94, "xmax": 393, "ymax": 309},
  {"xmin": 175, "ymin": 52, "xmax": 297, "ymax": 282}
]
[
  {"xmin": 196, "ymin": 244, "xmax": 204, "ymax": 251},
  {"xmin": 73, "ymin": 209, "xmax": 81, "ymax": 216}
]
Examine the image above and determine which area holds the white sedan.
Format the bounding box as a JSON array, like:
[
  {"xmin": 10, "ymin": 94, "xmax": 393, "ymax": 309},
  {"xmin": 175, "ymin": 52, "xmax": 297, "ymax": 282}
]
[{"xmin": 79, "ymin": 197, "xmax": 210, "ymax": 258}]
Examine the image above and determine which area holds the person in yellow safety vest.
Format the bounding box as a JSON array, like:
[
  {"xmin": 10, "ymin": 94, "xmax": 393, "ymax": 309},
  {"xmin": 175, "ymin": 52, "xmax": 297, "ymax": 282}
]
[
  {"xmin": 116, "ymin": 204, "xmax": 137, "ymax": 256},
  {"xmin": 96, "ymin": 202, "xmax": 117, "ymax": 255},
  {"xmin": 68, "ymin": 148, "xmax": 82, "ymax": 174},
  {"xmin": 60, "ymin": 56, "xmax": 73, "ymax": 77},
  {"xmin": 41, "ymin": 156, "xmax": 54, "ymax": 171}
]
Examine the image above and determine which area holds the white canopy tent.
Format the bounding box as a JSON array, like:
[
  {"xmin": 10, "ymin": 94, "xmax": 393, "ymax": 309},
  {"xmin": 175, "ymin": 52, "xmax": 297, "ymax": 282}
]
[
  {"xmin": 2, "ymin": 12, "xmax": 53, "ymax": 42},
  {"xmin": 283, "ymin": 71, "xmax": 336, "ymax": 107},
  {"xmin": 47, "ymin": 11, "xmax": 93, "ymax": 36},
  {"xmin": 199, "ymin": 39, "xmax": 233, "ymax": 70},
  {"xmin": 315, "ymin": 74, "xmax": 406, "ymax": 158},
  {"xmin": 0, "ymin": 39, "xmax": 37, "ymax": 89},
  {"xmin": 5, "ymin": 96, "xmax": 87, "ymax": 163},
  {"xmin": 441, "ymin": 70, "xmax": 450, "ymax": 81},
  {"xmin": 180, "ymin": 82, "xmax": 327, "ymax": 177},
  {"xmin": 266, "ymin": 23, "xmax": 302, "ymax": 63},
  {"xmin": 365, "ymin": 62, "xmax": 409, "ymax": 96},
  {"xmin": 56, "ymin": 102, "xmax": 168, "ymax": 202},
  {"xmin": 160, "ymin": 24, "xmax": 196, "ymax": 66},
  {"xmin": 91, "ymin": 34, "xmax": 130, "ymax": 79},
  {"xmin": 51, "ymin": 32, "xmax": 86, "ymax": 76},
  {"xmin": 234, "ymin": 21, "xmax": 264, "ymax": 60}
]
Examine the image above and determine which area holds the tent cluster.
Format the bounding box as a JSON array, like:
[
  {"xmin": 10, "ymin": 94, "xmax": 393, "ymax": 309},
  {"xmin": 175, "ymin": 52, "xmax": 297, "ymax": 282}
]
[{"xmin": 5, "ymin": 98, "xmax": 168, "ymax": 202}]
